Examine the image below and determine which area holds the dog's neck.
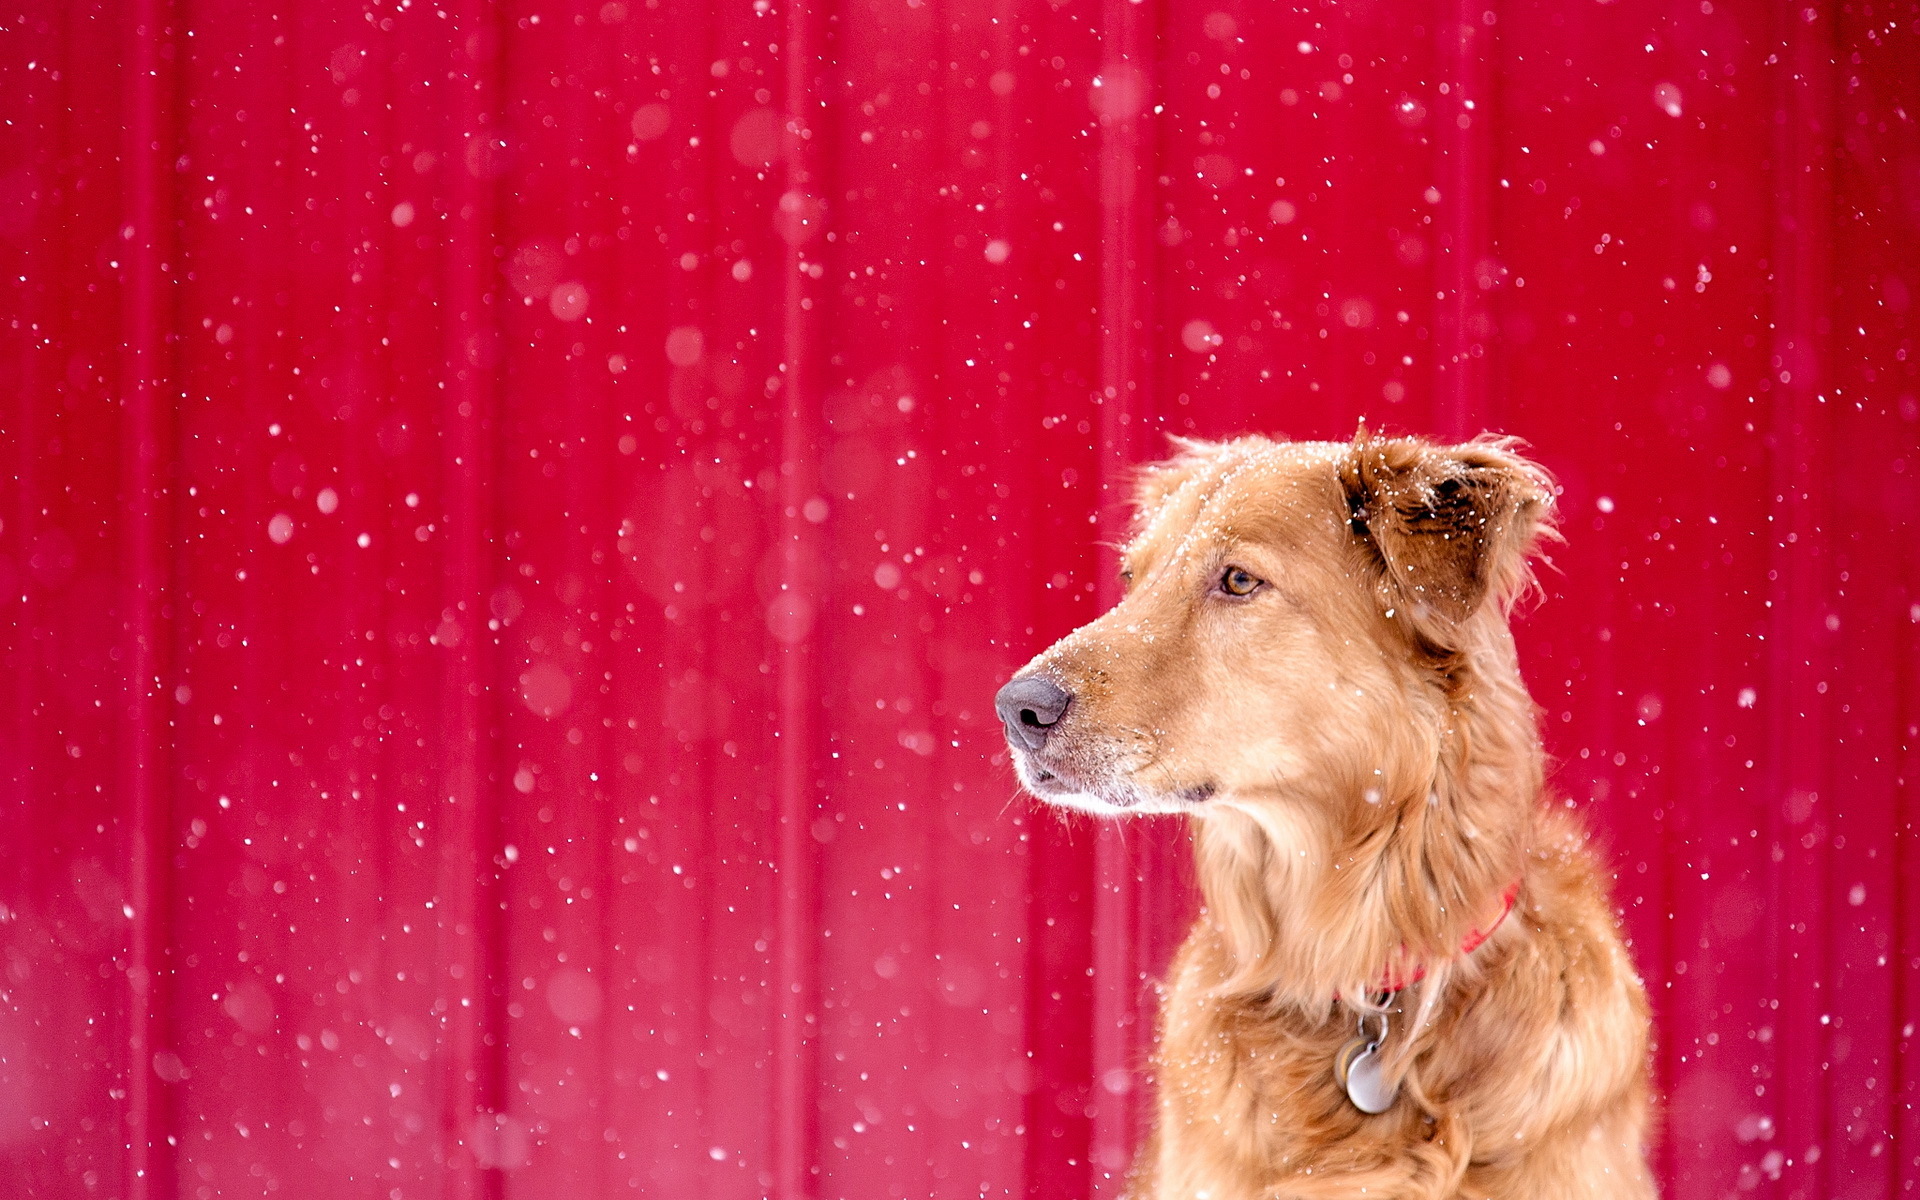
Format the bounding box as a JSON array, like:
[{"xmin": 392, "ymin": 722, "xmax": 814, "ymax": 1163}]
[
  {"xmin": 1372, "ymin": 876, "xmax": 1521, "ymax": 995},
  {"xmin": 1191, "ymin": 663, "xmax": 1539, "ymax": 1014}
]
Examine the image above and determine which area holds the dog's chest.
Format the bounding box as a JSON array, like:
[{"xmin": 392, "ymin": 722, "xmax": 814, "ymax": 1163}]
[{"xmin": 1162, "ymin": 994, "xmax": 1426, "ymax": 1133}]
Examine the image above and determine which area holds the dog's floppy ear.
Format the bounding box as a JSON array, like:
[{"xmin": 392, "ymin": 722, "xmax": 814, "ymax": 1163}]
[{"xmin": 1338, "ymin": 431, "xmax": 1556, "ymax": 668}]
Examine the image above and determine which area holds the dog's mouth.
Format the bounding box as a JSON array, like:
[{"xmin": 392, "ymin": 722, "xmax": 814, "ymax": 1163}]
[{"xmin": 1013, "ymin": 746, "xmax": 1215, "ymax": 814}]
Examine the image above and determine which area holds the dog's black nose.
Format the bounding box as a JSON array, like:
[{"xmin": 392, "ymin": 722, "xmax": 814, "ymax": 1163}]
[{"xmin": 995, "ymin": 676, "xmax": 1072, "ymax": 750}]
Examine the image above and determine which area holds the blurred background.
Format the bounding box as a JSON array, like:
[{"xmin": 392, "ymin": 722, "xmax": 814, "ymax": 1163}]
[{"xmin": 2, "ymin": 0, "xmax": 1917, "ymax": 1197}]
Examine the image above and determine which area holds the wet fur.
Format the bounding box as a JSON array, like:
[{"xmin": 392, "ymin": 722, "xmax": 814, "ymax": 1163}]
[{"xmin": 1004, "ymin": 433, "xmax": 1654, "ymax": 1199}]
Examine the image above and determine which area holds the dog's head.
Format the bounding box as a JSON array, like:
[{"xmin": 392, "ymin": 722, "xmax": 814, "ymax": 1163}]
[{"xmin": 995, "ymin": 431, "xmax": 1555, "ymax": 818}]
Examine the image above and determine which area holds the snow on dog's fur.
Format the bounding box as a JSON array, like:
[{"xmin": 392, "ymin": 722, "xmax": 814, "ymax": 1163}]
[{"xmin": 997, "ymin": 431, "xmax": 1654, "ymax": 1199}]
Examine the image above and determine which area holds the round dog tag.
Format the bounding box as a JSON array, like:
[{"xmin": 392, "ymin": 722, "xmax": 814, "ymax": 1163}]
[{"xmin": 1334, "ymin": 1038, "xmax": 1398, "ymax": 1114}]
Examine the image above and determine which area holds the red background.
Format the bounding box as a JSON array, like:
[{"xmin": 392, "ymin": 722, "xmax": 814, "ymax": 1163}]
[{"xmin": 3, "ymin": 0, "xmax": 1917, "ymax": 1197}]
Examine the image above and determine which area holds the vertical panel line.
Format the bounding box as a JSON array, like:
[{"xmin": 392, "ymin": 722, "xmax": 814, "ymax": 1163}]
[
  {"xmin": 437, "ymin": 4, "xmax": 504, "ymax": 1195},
  {"xmin": 776, "ymin": 0, "xmax": 824, "ymax": 1193},
  {"xmin": 1091, "ymin": 0, "xmax": 1156, "ymax": 1191},
  {"xmin": 121, "ymin": 4, "xmax": 174, "ymax": 1197},
  {"xmin": 1433, "ymin": 0, "xmax": 1494, "ymax": 438},
  {"xmin": 1765, "ymin": 3, "xmax": 1838, "ymax": 1195},
  {"xmin": 1893, "ymin": 513, "xmax": 1917, "ymax": 1197}
]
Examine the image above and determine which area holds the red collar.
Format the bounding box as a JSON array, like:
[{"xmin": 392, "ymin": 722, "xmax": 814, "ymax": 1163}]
[{"xmin": 1372, "ymin": 879, "xmax": 1522, "ymax": 996}]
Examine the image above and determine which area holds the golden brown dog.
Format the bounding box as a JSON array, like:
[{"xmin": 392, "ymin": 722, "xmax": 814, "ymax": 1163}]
[{"xmin": 995, "ymin": 432, "xmax": 1653, "ymax": 1199}]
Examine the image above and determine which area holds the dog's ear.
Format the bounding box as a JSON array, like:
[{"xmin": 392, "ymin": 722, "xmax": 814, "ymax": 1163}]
[
  {"xmin": 1338, "ymin": 433, "xmax": 1556, "ymax": 666},
  {"xmin": 1129, "ymin": 437, "xmax": 1226, "ymax": 535}
]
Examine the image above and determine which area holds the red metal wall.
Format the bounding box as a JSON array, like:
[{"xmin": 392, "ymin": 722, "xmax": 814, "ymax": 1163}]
[{"xmin": 3, "ymin": 1, "xmax": 1917, "ymax": 1197}]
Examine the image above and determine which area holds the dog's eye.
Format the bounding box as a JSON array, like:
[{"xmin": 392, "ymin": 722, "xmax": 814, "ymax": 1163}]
[
  {"xmin": 1220, "ymin": 566, "xmax": 1262, "ymax": 597},
  {"xmin": 1120, "ymin": 568, "xmax": 1134, "ymax": 589}
]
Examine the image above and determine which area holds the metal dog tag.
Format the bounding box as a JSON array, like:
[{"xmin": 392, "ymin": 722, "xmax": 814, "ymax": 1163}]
[{"xmin": 1334, "ymin": 1038, "xmax": 1398, "ymax": 1114}]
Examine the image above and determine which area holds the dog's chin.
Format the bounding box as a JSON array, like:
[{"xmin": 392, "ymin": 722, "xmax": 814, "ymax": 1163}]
[{"xmin": 1014, "ymin": 755, "xmax": 1214, "ymax": 816}]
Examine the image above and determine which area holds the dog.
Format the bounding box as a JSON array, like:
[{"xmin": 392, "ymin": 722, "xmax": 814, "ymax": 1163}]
[{"xmin": 995, "ymin": 431, "xmax": 1654, "ymax": 1199}]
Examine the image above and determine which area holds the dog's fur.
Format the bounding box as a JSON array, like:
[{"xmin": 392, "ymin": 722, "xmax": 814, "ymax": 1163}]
[{"xmin": 1001, "ymin": 432, "xmax": 1654, "ymax": 1199}]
